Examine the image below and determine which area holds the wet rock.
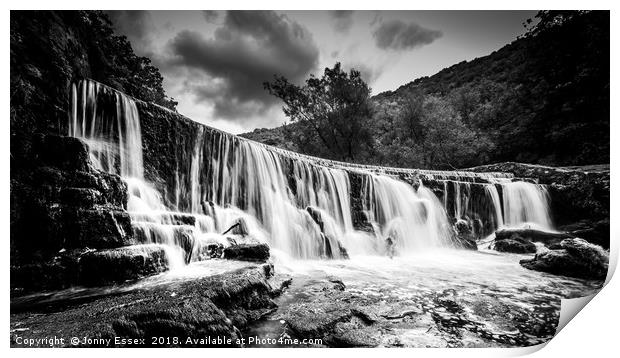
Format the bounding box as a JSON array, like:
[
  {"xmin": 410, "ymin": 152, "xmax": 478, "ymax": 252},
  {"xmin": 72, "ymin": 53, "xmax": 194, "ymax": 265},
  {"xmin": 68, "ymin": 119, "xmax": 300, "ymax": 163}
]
[
  {"xmin": 559, "ymin": 219, "xmax": 609, "ymax": 249},
  {"xmin": 495, "ymin": 228, "xmax": 573, "ymax": 248},
  {"xmin": 337, "ymin": 241, "xmax": 350, "ymax": 259},
  {"xmin": 273, "ymin": 277, "xmax": 403, "ymax": 347},
  {"xmin": 306, "ymin": 207, "xmax": 350, "ymax": 259},
  {"xmin": 33, "ymin": 167, "xmax": 128, "ymax": 209},
  {"xmin": 32, "ymin": 134, "xmax": 91, "ymax": 172},
  {"xmin": 306, "ymin": 206, "xmax": 325, "ymax": 231},
  {"xmin": 319, "ymin": 233, "xmax": 350, "ymax": 259},
  {"xmin": 520, "ymin": 238, "xmax": 608, "ymax": 280},
  {"xmin": 10, "ymin": 249, "xmax": 84, "ymax": 294},
  {"xmin": 493, "ymin": 234, "xmax": 537, "ymax": 254},
  {"xmin": 60, "ymin": 187, "xmax": 103, "ymax": 207},
  {"xmin": 130, "ymin": 212, "xmax": 196, "ymax": 226},
  {"xmin": 11, "ymin": 134, "xmax": 130, "ymax": 273},
  {"xmin": 284, "ymin": 299, "xmax": 353, "ymax": 338},
  {"xmin": 193, "ymin": 242, "xmax": 224, "ymax": 261},
  {"xmin": 329, "ymin": 316, "xmax": 381, "ymax": 347},
  {"xmin": 78, "ymin": 244, "xmax": 169, "ymax": 286},
  {"xmin": 454, "ymin": 219, "xmax": 478, "ymax": 250},
  {"xmin": 223, "ymin": 243, "xmax": 270, "ymax": 262},
  {"xmin": 64, "ymin": 208, "xmax": 133, "ymax": 249},
  {"xmin": 268, "ymin": 274, "xmax": 293, "ymax": 296},
  {"xmin": 131, "ymin": 223, "xmax": 198, "ymax": 263},
  {"xmin": 11, "ymin": 263, "xmax": 278, "ymax": 347}
]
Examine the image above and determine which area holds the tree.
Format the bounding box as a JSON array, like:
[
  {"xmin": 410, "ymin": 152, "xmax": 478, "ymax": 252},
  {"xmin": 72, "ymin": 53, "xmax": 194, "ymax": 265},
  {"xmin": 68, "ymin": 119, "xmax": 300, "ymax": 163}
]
[
  {"xmin": 420, "ymin": 96, "xmax": 492, "ymax": 169},
  {"xmin": 264, "ymin": 63, "xmax": 374, "ymax": 161}
]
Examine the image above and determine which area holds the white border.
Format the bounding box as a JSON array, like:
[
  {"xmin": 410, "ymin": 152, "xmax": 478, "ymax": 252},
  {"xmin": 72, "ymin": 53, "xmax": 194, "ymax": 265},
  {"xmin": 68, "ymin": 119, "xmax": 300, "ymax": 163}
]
[{"xmin": 3, "ymin": 2, "xmax": 617, "ymax": 357}]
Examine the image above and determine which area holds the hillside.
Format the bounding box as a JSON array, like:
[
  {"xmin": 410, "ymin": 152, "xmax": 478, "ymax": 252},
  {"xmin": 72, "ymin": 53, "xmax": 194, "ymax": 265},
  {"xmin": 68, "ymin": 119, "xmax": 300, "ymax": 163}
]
[{"xmin": 243, "ymin": 11, "xmax": 609, "ymax": 169}]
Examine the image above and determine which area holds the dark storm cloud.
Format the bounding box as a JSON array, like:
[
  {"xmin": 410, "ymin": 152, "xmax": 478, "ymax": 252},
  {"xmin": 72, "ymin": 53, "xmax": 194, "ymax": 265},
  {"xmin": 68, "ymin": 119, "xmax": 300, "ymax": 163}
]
[
  {"xmin": 329, "ymin": 10, "xmax": 354, "ymax": 33},
  {"xmin": 165, "ymin": 10, "xmax": 319, "ymax": 120},
  {"xmin": 373, "ymin": 20, "xmax": 442, "ymax": 51},
  {"xmin": 106, "ymin": 10, "xmax": 155, "ymax": 55},
  {"xmin": 202, "ymin": 10, "xmax": 219, "ymax": 23}
]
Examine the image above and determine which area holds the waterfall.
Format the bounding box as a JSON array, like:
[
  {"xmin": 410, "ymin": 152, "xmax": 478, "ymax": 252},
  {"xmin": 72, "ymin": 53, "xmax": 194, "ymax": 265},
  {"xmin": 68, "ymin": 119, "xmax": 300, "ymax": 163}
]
[
  {"xmin": 485, "ymin": 184, "xmax": 504, "ymax": 229},
  {"xmin": 361, "ymin": 174, "xmax": 456, "ymax": 252},
  {"xmin": 69, "ymin": 80, "xmax": 185, "ymax": 268},
  {"xmin": 425, "ymin": 176, "xmax": 553, "ymax": 236},
  {"xmin": 69, "ymin": 80, "xmax": 143, "ymax": 178},
  {"xmin": 501, "ymin": 182, "xmax": 552, "ymax": 230},
  {"xmin": 67, "ymin": 79, "xmax": 554, "ymax": 264}
]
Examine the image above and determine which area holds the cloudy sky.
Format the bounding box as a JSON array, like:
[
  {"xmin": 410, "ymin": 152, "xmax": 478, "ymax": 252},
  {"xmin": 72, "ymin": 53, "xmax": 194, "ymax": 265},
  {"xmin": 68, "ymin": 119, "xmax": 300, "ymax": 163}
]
[{"xmin": 107, "ymin": 10, "xmax": 536, "ymax": 134}]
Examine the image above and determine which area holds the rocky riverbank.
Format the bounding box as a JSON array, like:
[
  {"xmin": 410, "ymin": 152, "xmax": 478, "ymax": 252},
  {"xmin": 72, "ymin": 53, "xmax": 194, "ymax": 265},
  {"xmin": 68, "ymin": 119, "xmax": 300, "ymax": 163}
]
[{"xmin": 10, "ymin": 262, "xmax": 287, "ymax": 347}]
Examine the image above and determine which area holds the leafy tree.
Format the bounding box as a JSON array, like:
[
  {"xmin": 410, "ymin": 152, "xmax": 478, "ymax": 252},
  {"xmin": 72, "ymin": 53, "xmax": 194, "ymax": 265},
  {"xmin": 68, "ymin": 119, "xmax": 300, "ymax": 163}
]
[
  {"xmin": 420, "ymin": 96, "xmax": 493, "ymax": 169},
  {"xmin": 264, "ymin": 63, "xmax": 374, "ymax": 161}
]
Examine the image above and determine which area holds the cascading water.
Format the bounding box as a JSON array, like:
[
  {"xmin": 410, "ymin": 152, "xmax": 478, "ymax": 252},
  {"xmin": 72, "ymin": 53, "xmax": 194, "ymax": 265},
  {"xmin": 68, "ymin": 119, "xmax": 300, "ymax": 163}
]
[
  {"xmin": 501, "ymin": 181, "xmax": 552, "ymax": 230},
  {"xmin": 361, "ymin": 174, "xmax": 456, "ymax": 252},
  {"xmin": 69, "ymin": 80, "xmax": 186, "ymax": 268},
  {"xmin": 67, "ymin": 79, "xmax": 554, "ymax": 266},
  {"xmin": 424, "ymin": 174, "xmax": 553, "ymax": 237}
]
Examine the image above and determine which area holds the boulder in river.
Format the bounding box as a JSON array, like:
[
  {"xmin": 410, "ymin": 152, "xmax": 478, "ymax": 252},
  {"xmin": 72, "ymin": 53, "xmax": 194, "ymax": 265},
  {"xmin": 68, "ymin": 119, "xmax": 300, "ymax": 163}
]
[
  {"xmin": 495, "ymin": 228, "xmax": 574, "ymax": 248},
  {"xmin": 223, "ymin": 243, "xmax": 270, "ymax": 262},
  {"xmin": 520, "ymin": 238, "xmax": 608, "ymax": 280},
  {"xmin": 453, "ymin": 219, "xmax": 478, "ymax": 250},
  {"xmin": 493, "ymin": 234, "xmax": 537, "ymax": 254}
]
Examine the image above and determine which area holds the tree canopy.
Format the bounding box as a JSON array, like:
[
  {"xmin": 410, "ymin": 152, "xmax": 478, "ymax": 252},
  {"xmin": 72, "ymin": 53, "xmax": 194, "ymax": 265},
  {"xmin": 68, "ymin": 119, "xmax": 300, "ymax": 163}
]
[{"xmin": 264, "ymin": 63, "xmax": 374, "ymax": 161}]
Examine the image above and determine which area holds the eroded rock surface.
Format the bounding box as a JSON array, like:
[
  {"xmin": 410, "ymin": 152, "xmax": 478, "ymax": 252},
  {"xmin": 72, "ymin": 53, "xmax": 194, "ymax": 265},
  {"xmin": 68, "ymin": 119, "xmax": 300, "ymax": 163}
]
[
  {"xmin": 453, "ymin": 220, "xmax": 478, "ymax": 250},
  {"xmin": 78, "ymin": 244, "xmax": 169, "ymax": 286},
  {"xmin": 223, "ymin": 243, "xmax": 270, "ymax": 262},
  {"xmin": 10, "ymin": 263, "xmax": 286, "ymax": 347},
  {"xmin": 11, "ymin": 134, "xmax": 132, "ymax": 293},
  {"xmin": 244, "ymin": 273, "xmax": 562, "ymax": 348},
  {"xmin": 520, "ymin": 238, "xmax": 609, "ymax": 280}
]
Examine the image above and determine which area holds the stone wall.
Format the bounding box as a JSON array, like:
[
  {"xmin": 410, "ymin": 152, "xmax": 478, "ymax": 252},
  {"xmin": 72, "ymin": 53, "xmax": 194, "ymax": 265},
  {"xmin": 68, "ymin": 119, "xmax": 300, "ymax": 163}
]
[
  {"xmin": 135, "ymin": 101, "xmax": 381, "ymax": 231},
  {"xmin": 10, "ymin": 134, "xmax": 132, "ymax": 292}
]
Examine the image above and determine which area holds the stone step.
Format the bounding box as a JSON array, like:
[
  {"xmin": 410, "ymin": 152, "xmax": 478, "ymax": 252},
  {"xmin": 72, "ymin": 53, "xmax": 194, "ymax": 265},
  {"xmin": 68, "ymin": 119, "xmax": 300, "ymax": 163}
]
[{"xmin": 78, "ymin": 244, "xmax": 169, "ymax": 286}]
